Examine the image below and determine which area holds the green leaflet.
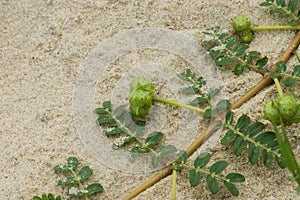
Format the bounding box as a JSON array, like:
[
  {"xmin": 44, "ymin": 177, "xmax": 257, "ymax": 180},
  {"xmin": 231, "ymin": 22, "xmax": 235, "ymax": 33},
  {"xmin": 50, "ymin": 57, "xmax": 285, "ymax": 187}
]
[
  {"xmin": 189, "ymin": 169, "xmax": 201, "ymax": 187},
  {"xmin": 209, "ymin": 161, "xmax": 228, "ymax": 174},
  {"xmin": 194, "ymin": 153, "xmax": 211, "ymax": 168},
  {"xmin": 32, "ymin": 193, "xmax": 62, "ymax": 200},
  {"xmin": 223, "ymin": 181, "xmax": 239, "ymax": 196},
  {"xmin": 52, "ymin": 157, "xmax": 103, "ymax": 199},
  {"xmin": 206, "ymin": 175, "xmax": 219, "ymax": 194},
  {"xmin": 222, "ymin": 111, "xmax": 284, "ymax": 167}
]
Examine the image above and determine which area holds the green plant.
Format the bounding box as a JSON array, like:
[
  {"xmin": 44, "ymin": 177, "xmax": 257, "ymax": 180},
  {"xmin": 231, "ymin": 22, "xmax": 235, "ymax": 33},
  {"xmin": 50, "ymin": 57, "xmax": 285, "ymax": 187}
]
[
  {"xmin": 33, "ymin": 157, "xmax": 103, "ymax": 200},
  {"xmin": 32, "ymin": 193, "xmax": 62, "ymax": 200},
  {"xmin": 94, "ymin": 7, "xmax": 300, "ymax": 197}
]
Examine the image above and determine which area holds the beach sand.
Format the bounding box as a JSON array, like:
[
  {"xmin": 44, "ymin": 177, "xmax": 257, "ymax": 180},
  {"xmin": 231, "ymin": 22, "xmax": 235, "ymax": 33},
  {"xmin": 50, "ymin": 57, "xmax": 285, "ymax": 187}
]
[{"xmin": 1, "ymin": 0, "xmax": 300, "ymax": 199}]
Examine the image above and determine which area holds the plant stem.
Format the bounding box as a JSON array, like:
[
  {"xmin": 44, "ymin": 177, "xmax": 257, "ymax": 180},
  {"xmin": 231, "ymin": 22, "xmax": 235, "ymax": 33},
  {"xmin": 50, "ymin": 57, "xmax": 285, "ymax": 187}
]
[
  {"xmin": 172, "ymin": 169, "xmax": 177, "ymax": 200},
  {"xmin": 251, "ymin": 25, "xmax": 300, "ymax": 31},
  {"xmin": 274, "ymin": 78, "xmax": 284, "ymax": 97},
  {"xmin": 152, "ymin": 96, "xmax": 205, "ymax": 114},
  {"xmin": 69, "ymin": 168, "xmax": 88, "ymax": 200},
  {"xmin": 271, "ymin": 119, "xmax": 300, "ymax": 186},
  {"xmin": 123, "ymin": 31, "xmax": 300, "ymax": 200}
]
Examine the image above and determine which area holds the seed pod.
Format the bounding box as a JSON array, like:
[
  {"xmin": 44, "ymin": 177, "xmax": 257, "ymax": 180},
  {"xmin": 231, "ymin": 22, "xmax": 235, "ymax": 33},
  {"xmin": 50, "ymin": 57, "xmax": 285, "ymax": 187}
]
[
  {"xmin": 276, "ymin": 95, "xmax": 297, "ymax": 123},
  {"xmin": 232, "ymin": 15, "xmax": 251, "ymax": 32},
  {"xmin": 240, "ymin": 32, "xmax": 253, "ymax": 44},
  {"xmin": 263, "ymin": 100, "xmax": 280, "ymax": 125},
  {"xmin": 287, "ymin": 103, "xmax": 300, "ymax": 125},
  {"xmin": 129, "ymin": 77, "xmax": 155, "ymax": 117},
  {"xmin": 232, "ymin": 14, "xmax": 253, "ymax": 43}
]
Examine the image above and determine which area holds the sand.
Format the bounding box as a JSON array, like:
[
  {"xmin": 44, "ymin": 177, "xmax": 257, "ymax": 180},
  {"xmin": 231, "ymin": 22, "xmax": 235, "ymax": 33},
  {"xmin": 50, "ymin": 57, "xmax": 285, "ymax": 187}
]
[{"xmin": 1, "ymin": 0, "xmax": 300, "ymax": 199}]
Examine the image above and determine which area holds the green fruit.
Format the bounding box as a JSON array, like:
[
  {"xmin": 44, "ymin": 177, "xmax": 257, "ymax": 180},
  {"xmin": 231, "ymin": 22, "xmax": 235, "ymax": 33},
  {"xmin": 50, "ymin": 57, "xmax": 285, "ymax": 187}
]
[
  {"xmin": 240, "ymin": 32, "xmax": 253, "ymax": 43},
  {"xmin": 263, "ymin": 101, "xmax": 280, "ymax": 125},
  {"xmin": 129, "ymin": 77, "xmax": 155, "ymax": 117},
  {"xmin": 276, "ymin": 95, "xmax": 297, "ymax": 122},
  {"xmin": 232, "ymin": 14, "xmax": 251, "ymax": 32},
  {"xmin": 288, "ymin": 104, "xmax": 300, "ymax": 125}
]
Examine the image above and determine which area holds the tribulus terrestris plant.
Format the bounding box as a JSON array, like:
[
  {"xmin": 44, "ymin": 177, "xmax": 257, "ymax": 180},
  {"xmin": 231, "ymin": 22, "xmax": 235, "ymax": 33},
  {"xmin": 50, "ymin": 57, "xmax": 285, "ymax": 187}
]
[{"xmin": 33, "ymin": 1, "xmax": 300, "ymax": 199}]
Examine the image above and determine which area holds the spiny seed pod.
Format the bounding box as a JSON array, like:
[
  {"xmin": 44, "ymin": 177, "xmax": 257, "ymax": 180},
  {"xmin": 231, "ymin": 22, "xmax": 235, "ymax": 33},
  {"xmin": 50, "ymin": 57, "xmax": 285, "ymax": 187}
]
[
  {"xmin": 129, "ymin": 77, "xmax": 155, "ymax": 117},
  {"xmin": 263, "ymin": 101, "xmax": 280, "ymax": 125},
  {"xmin": 276, "ymin": 95, "xmax": 298, "ymax": 123},
  {"xmin": 232, "ymin": 14, "xmax": 253, "ymax": 43},
  {"xmin": 232, "ymin": 14, "xmax": 251, "ymax": 32},
  {"xmin": 264, "ymin": 95, "xmax": 300, "ymax": 126},
  {"xmin": 240, "ymin": 32, "xmax": 253, "ymax": 43}
]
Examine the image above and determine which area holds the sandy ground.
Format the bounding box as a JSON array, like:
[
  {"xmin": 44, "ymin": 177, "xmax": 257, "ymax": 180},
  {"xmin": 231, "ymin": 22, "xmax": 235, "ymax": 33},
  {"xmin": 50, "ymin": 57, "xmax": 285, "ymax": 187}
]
[{"xmin": 1, "ymin": 0, "xmax": 300, "ymax": 199}]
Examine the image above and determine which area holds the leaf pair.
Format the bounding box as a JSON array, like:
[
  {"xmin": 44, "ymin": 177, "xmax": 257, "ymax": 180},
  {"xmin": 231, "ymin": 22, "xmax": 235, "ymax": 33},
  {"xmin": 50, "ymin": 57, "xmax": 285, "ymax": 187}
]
[
  {"xmin": 270, "ymin": 61, "xmax": 300, "ymax": 87},
  {"xmin": 96, "ymin": 101, "xmax": 176, "ymax": 168},
  {"xmin": 32, "ymin": 193, "xmax": 62, "ymax": 200},
  {"xmin": 178, "ymin": 69, "xmax": 207, "ymax": 94},
  {"xmin": 202, "ymin": 27, "xmax": 268, "ymax": 75},
  {"xmin": 221, "ymin": 111, "xmax": 286, "ymax": 168},
  {"xmin": 188, "ymin": 153, "xmax": 245, "ymax": 196},
  {"xmin": 260, "ymin": 0, "xmax": 300, "ymax": 26},
  {"xmin": 53, "ymin": 157, "xmax": 103, "ymax": 198}
]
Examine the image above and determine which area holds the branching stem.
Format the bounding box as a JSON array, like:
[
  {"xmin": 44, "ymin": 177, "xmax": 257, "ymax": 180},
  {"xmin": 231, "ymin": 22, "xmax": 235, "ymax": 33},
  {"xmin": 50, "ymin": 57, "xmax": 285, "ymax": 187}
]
[{"xmin": 152, "ymin": 96, "xmax": 205, "ymax": 114}]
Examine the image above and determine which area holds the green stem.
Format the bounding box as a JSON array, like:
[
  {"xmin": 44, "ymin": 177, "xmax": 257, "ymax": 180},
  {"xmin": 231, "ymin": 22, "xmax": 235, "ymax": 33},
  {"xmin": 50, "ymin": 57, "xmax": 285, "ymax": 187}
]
[
  {"xmin": 274, "ymin": 78, "xmax": 284, "ymax": 97},
  {"xmin": 152, "ymin": 96, "xmax": 205, "ymax": 114},
  {"xmin": 225, "ymin": 124, "xmax": 282, "ymax": 158},
  {"xmin": 70, "ymin": 168, "xmax": 88, "ymax": 200},
  {"xmin": 172, "ymin": 169, "xmax": 177, "ymax": 200},
  {"xmin": 271, "ymin": 119, "xmax": 300, "ymax": 186},
  {"xmin": 108, "ymin": 110, "xmax": 160, "ymax": 157},
  {"xmin": 181, "ymin": 164, "xmax": 229, "ymax": 182},
  {"xmin": 251, "ymin": 25, "xmax": 300, "ymax": 31}
]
